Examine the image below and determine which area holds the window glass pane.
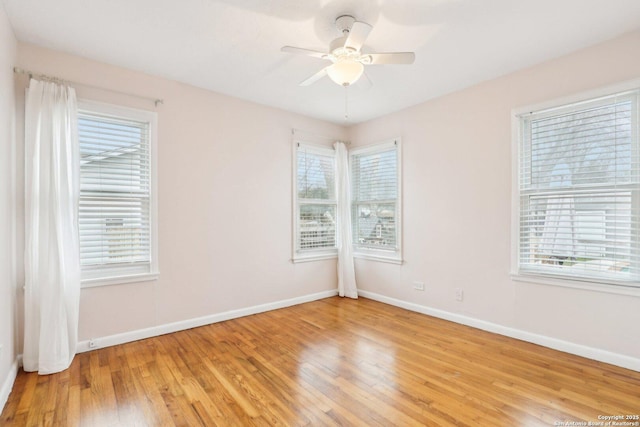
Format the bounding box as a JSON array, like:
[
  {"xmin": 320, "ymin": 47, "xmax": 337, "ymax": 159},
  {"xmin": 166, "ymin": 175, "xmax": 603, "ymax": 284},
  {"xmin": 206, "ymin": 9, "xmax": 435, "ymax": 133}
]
[
  {"xmin": 299, "ymin": 204, "xmax": 336, "ymax": 250},
  {"xmin": 297, "ymin": 149, "xmax": 335, "ymax": 200},
  {"xmin": 79, "ymin": 196, "xmax": 150, "ymax": 266},
  {"xmin": 528, "ymin": 100, "xmax": 633, "ymax": 189},
  {"xmin": 352, "ymin": 203, "xmax": 396, "ymax": 249},
  {"xmin": 521, "ymin": 191, "xmax": 634, "ymax": 278},
  {"xmin": 352, "ymin": 149, "xmax": 397, "ymax": 201}
]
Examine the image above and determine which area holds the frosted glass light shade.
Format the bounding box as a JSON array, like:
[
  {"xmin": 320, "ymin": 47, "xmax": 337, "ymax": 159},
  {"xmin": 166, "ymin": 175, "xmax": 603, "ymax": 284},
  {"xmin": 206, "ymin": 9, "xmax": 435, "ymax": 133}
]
[{"xmin": 327, "ymin": 59, "xmax": 364, "ymax": 86}]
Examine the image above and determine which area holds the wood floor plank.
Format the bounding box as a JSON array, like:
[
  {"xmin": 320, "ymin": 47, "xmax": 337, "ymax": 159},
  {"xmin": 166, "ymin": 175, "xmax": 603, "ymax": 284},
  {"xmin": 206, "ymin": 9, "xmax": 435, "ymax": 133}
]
[{"xmin": 2, "ymin": 297, "xmax": 640, "ymax": 426}]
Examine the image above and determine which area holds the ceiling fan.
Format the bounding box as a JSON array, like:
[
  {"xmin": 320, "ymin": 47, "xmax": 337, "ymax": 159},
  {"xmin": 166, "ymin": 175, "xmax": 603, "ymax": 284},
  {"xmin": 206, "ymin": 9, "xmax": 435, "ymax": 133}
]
[{"xmin": 281, "ymin": 15, "xmax": 415, "ymax": 87}]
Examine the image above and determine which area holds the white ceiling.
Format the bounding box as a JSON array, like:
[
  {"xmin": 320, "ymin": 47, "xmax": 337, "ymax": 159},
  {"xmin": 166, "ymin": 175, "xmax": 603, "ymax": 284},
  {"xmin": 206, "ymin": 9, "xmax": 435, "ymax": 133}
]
[{"xmin": 3, "ymin": 0, "xmax": 640, "ymax": 124}]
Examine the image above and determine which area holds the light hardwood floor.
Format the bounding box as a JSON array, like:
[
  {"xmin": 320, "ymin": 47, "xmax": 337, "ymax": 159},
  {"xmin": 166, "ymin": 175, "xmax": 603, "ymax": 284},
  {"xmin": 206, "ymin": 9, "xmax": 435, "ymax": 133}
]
[{"xmin": 2, "ymin": 297, "xmax": 639, "ymax": 426}]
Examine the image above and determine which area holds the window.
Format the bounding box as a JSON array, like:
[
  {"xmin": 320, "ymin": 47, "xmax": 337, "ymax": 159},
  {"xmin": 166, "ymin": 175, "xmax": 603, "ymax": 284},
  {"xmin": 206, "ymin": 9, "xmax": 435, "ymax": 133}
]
[
  {"xmin": 516, "ymin": 88, "xmax": 639, "ymax": 288},
  {"xmin": 350, "ymin": 139, "xmax": 402, "ymax": 263},
  {"xmin": 293, "ymin": 142, "xmax": 337, "ymax": 261},
  {"xmin": 78, "ymin": 101, "xmax": 158, "ymax": 286}
]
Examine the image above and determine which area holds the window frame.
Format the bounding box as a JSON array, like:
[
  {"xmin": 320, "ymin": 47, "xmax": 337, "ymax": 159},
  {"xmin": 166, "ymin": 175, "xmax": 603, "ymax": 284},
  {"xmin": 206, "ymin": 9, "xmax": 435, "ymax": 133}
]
[
  {"xmin": 349, "ymin": 139, "xmax": 403, "ymax": 264},
  {"xmin": 511, "ymin": 80, "xmax": 640, "ymax": 296},
  {"xmin": 292, "ymin": 141, "xmax": 338, "ymax": 263},
  {"xmin": 78, "ymin": 99, "xmax": 159, "ymax": 287}
]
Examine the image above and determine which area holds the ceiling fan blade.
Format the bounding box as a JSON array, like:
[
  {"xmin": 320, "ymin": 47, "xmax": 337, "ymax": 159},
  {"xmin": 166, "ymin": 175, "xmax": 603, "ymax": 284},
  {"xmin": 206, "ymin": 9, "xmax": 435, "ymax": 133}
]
[
  {"xmin": 367, "ymin": 52, "xmax": 416, "ymax": 65},
  {"xmin": 299, "ymin": 66, "xmax": 330, "ymax": 86},
  {"xmin": 281, "ymin": 46, "xmax": 329, "ymax": 60},
  {"xmin": 344, "ymin": 21, "xmax": 372, "ymax": 51}
]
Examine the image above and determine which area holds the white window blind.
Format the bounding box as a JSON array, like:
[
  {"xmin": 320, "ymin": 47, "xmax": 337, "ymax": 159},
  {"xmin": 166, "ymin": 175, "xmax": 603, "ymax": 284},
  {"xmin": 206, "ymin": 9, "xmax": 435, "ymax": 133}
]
[
  {"xmin": 351, "ymin": 140, "xmax": 401, "ymax": 259},
  {"xmin": 79, "ymin": 104, "xmax": 157, "ymax": 283},
  {"xmin": 518, "ymin": 89, "xmax": 639, "ymax": 286},
  {"xmin": 294, "ymin": 143, "xmax": 337, "ymax": 257}
]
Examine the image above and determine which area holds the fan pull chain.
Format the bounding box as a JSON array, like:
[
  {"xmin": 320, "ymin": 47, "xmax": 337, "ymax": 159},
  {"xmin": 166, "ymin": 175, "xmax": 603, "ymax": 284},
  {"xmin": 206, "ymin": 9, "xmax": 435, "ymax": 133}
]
[{"xmin": 344, "ymin": 85, "xmax": 349, "ymax": 122}]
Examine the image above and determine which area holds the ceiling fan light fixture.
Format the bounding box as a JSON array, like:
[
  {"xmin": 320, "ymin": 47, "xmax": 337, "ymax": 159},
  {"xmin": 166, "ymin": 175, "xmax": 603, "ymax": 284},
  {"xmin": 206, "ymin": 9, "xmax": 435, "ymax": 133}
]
[{"xmin": 327, "ymin": 58, "xmax": 364, "ymax": 86}]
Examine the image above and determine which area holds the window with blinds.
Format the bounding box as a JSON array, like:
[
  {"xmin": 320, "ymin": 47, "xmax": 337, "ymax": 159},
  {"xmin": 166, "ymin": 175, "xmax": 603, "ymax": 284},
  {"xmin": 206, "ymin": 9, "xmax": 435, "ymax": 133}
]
[
  {"xmin": 294, "ymin": 143, "xmax": 337, "ymax": 259},
  {"xmin": 517, "ymin": 89, "xmax": 639, "ymax": 286},
  {"xmin": 78, "ymin": 101, "xmax": 158, "ymax": 285},
  {"xmin": 350, "ymin": 140, "xmax": 401, "ymax": 261}
]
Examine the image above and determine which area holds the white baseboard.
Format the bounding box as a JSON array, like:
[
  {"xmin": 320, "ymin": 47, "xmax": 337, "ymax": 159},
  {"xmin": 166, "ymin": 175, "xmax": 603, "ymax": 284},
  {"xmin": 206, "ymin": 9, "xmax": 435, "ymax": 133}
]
[
  {"xmin": 77, "ymin": 289, "xmax": 338, "ymax": 353},
  {"xmin": 0, "ymin": 358, "xmax": 19, "ymax": 413},
  {"xmin": 358, "ymin": 290, "xmax": 640, "ymax": 372}
]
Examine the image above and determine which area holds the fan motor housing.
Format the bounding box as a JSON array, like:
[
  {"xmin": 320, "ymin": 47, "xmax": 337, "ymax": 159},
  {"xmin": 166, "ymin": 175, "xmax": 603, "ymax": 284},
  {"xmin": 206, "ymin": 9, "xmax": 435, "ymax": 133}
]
[{"xmin": 335, "ymin": 15, "xmax": 356, "ymax": 33}]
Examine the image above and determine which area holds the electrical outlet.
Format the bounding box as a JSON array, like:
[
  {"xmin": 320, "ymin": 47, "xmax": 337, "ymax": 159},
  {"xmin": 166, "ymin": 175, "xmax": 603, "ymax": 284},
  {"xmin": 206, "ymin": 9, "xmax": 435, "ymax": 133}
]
[
  {"xmin": 88, "ymin": 339, "xmax": 97, "ymax": 349},
  {"xmin": 413, "ymin": 281, "xmax": 425, "ymax": 291},
  {"xmin": 455, "ymin": 288, "xmax": 464, "ymax": 301}
]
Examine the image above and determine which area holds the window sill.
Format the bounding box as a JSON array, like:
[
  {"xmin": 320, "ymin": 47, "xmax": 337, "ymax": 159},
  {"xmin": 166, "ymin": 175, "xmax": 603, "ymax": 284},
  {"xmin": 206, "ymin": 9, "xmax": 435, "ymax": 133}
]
[
  {"xmin": 354, "ymin": 252, "xmax": 403, "ymax": 265},
  {"xmin": 511, "ymin": 272, "xmax": 640, "ymax": 297},
  {"xmin": 81, "ymin": 272, "xmax": 159, "ymax": 288},
  {"xmin": 291, "ymin": 253, "xmax": 338, "ymax": 263}
]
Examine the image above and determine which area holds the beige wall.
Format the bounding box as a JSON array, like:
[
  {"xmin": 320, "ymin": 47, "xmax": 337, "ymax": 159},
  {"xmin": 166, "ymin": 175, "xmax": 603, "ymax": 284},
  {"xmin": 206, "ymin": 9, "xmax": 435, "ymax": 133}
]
[
  {"xmin": 0, "ymin": 1, "xmax": 17, "ymax": 401},
  {"xmin": 14, "ymin": 43, "xmax": 346, "ymax": 343},
  {"xmin": 7, "ymin": 28, "xmax": 640, "ymax": 375},
  {"xmin": 348, "ymin": 30, "xmax": 640, "ymax": 360}
]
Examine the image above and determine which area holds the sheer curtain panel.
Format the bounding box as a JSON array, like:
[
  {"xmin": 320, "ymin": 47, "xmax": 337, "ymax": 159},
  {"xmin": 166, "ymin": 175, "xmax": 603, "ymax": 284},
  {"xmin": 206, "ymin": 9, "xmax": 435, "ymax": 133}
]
[
  {"xmin": 334, "ymin": 142, "xmax": 358, "ymax": 298},
  {"xmin": 24, "ymin": 79, "xmax": 81, "ymax": 374}
]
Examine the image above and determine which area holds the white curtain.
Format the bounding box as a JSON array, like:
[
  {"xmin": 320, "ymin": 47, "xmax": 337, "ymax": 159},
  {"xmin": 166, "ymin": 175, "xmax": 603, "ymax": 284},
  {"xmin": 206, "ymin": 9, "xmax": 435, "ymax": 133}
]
[
  {"xmin": 23, "ymin": 79, "xmax": 81, "ymax": 374},
  {"xmin": 334, "ymin": 142, "xmax": 358, "ymax": 298}
]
